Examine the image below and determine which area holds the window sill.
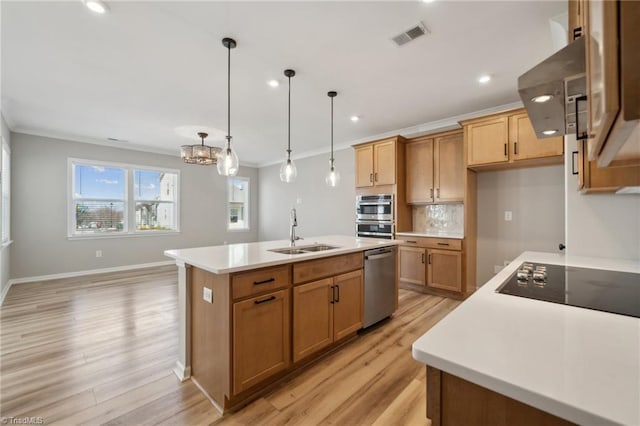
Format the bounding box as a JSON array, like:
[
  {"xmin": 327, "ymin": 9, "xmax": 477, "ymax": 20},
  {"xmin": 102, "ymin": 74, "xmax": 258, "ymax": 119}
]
[
  {"xmin": 1, "ymin": 240, "xmax": 13, "ymax": 250},
  {"xmin": 68, "ymin": 231, "xmax": 180, "ymax": 241}
]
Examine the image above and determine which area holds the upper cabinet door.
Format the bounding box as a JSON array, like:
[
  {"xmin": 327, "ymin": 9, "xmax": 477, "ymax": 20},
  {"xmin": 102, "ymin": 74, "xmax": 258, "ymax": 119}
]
[
  {"xmin": 434, "ymin": 133, "xmax": 463, "ymax": 202},
  {"xmin": 374, "ymin": 140, "xmax": 396, "ymax": 185},
  {"xmin": 509, "ymin": 113, "xmax": 564, "ymax": 161},
  {"xmin": 406, "ymin": 139, "xmax": 434, "ymax": 204},
  {"xmin": 355, "ymin": 145, "xmax": 374, "ymax": 188},
  {"xmin": 466, "ymin": 117, "xmax": 509, "ymax": 166},
  {"xmin": 585, "ymin": 0, "xmax": 619, "ymax": 160}
]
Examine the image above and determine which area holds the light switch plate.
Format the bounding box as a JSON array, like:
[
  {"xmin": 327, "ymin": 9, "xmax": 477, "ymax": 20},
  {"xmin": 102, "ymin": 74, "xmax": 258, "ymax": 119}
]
[
  {"xmin": 203, "ymin": 287, "xmax": 213, "ymax": 303},
  {"xmin": 504, "ymin": 211, "xmax": 513, "ymax": 221}
]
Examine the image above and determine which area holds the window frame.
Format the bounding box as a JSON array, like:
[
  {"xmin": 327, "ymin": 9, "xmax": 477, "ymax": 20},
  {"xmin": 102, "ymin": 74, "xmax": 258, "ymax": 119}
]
[
  {"xmin": 67, "ymin": 158, "xmax": 180, "ymax": 239},
  {"xmin": 227, "ymin": 176, "xmax": 250, "ymax": 232},
  {"xmin": 1, "ymin": 137, "xmax": 10, "ymax": 247}
]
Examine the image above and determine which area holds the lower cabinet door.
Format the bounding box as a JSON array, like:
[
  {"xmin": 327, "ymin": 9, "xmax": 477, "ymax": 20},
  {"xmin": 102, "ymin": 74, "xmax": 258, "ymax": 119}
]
[
  {"xmin": 399, "ymin": 246, "xmax": 427, "ymax": 286},
  {"xmin": 333, "ymin": 270, "xmax": 363, "ymax": 341},
  {"xmin": 427, "ymin": 249, "xmax": 462, "ymax": 292},
  {"xmin": 233, "ymin": 289, "xmax": 290, "ymax": 395},
  {"xmin": 293, "ymin": 278, "xmax": 334, "ymax": 362}
]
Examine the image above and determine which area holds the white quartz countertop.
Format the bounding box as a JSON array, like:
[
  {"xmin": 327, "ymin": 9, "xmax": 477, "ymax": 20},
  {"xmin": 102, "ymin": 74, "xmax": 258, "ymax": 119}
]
[
  {"xmin": 395, "ymin": 231, "xmax": 464, "ymax": 240},
  {"xmin": 412, "ymin": 251, "xmax": 640, "ymax": 426},
  {"xmin": 164, "ymin": 235, "xmax": 401, "ymax": 274}
]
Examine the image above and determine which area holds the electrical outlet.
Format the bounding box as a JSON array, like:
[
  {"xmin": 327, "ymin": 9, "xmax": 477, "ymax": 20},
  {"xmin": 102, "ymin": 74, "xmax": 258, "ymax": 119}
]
[
  {"xmin": 504, "ymin": 211, "xmax": 513, "ymax": 221},
  {"xmin": 95, "ymin": 250, "xmax": 102, "ymax": 258},
  {"xmin": 296, "ymin": 197, "xmax": 303, "ymax": 205},
  {"xmin": 494, "ymin": 265, "xmax": 503, "ymax": 274},
  {"xmin": 203, "ymin": 287, "xmax": 213, "ymax": 303}
]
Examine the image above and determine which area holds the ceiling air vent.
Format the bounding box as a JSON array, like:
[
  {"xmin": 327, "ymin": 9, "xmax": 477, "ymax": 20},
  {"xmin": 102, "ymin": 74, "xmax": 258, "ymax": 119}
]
[{"xmin": 391, "ymin": 22, "xmax": 429, "ymax": 47}]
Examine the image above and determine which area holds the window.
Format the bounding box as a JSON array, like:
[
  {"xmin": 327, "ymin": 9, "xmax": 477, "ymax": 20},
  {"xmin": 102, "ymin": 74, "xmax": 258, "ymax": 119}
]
[
  {"xmin": 228, "ymin": 177, "xmax": 249, "ymax": 231},
  {"xmin": 1, "ymin": 138, "xmax": 10, "ymax": 244},
  {"xmin": 69, "ymin": 159, "xmax": 179, "ymax": 238}
]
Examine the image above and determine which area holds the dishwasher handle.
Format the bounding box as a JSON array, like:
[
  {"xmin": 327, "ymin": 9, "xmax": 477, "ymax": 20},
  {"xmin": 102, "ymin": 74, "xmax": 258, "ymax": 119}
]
[{"xmin": 365, "ymin": 250, "xmax": 394, "ymax": 260}]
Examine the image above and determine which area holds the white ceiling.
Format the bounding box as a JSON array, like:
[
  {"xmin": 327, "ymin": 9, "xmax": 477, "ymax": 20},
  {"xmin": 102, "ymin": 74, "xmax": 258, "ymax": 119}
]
[{"xmin": 1, "ymin": 0, "xmax": 566, "ymax": 167}]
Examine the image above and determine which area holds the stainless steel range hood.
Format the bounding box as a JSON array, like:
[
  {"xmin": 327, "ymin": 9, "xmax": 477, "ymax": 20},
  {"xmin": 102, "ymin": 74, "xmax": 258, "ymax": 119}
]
[{"xmin": 518, "ymin": 36, "xmax": 587, "ymax": 139}]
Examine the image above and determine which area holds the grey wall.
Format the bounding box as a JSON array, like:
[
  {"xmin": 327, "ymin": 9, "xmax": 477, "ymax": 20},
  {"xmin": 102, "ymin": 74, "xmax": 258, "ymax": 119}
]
[
  {"xmin": 564, "ymin": 136, "xmax": 640, "ymax": 260},
  {"xmin": 476, "ymin": 165, "xmax": 565, "ymax": 285},
  {"xmin": 1, "ymin": 114, "xmax": 11, "ymax": 295},
  {"xmin": 11, "ymin": 133, "xmax": 259, "ymax": 279},
  {"xmin": 258, "ymin": 148, "xmax": 355, "ymax": 242}
]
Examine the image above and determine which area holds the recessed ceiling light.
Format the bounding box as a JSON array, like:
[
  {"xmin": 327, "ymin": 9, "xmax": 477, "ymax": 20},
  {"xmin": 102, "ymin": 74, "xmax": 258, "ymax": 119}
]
[
  {"xmin": 422, "ymin": 0, "xmax": 436, "ymax": 3},
  {"xmin": 542, "ymin": 130, "xmax": 558, "ymax": 135},
  {"xmin": 267, "ymin": 80, "xmax": 279, "ymax": 88},
  {"xmin": 350, "ymin": 116, "xmax": 360, "ymax": 122},
  {"xmin": 532, "ymin": 95, "xmax": 554, "ymax": 103},
  {"xmin": 82, "ymin": 0, "xmax": 109, "ymax": 14},
  {"xmin": 477, "ymin": 75, "xmax": 491, "ymax": 84}
]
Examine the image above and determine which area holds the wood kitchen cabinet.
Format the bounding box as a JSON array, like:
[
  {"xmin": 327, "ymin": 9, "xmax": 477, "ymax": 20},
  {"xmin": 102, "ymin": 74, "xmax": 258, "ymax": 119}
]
[
  {"xmin": 463, "ymin": 109, "xmax": 563, "ymax": 169},
  {"xmin": 406, "ymin": 131, "xmax": 463, "ymax": 204},
  {"xmin": 355, "ymin": 138, "xmax": 398, "ymax": 187},
  {"xmin": 233, "ymin": 289, "xmax": 290, "ymax": 394},
  {"xmin": 398, "ymin": 238, "xmax": 464, "ymax": 297},
  {"xmin": 293, "ymin": 270, "xmax": 363, "ymax": 362}
]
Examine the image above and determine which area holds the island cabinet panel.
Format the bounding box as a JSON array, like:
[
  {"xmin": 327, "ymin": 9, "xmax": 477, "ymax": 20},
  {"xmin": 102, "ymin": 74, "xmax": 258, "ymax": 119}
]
[
  {"xmin": 427, "ymin": 367, "xmax": 575, "ymax": 426},
  {"xmin": 233, "ymin": 289, "xmax": 290, "ymax": 395},
  {"xmin": 427, "ymin": 249, "xmax": 462, "ymax": 292},
  {"xmin": 292, "ymin": 278, "xmax": 334, "ymax": 362},
  {"xmin": 466, "ymin": 116, "xmax": 509, "ymax": 166},
  {"xmin": 398, "ymin": 246, "xmax": 426, "ymax": 286},
  {"xmin": 232, "ymin": 264, "xmax": 290, "ymax": 300},
  {"xmin": 293, "ymin": 252, "xmax": 363, "ymax": 284},
  {"xmin": 332, "ymin": 270, "xmax": 363, "ymax": 341}
]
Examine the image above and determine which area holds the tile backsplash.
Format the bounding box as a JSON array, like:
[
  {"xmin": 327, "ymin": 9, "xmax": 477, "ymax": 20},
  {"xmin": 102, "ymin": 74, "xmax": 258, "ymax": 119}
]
[{"xmin": 413, "ymin": 204, "xmax": 464, "ymax": 234}]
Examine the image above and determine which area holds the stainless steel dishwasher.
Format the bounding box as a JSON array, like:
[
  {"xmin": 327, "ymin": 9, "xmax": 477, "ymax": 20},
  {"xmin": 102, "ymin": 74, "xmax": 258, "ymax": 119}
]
[{"xmin": 363, "ymin": 246, "xmax": 397, "ymax": 328}]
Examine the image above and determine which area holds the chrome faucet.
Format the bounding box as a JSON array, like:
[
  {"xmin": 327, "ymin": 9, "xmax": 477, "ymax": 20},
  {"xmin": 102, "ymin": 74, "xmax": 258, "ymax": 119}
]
[{"xmin": 290, "ymin": 207, "xmax": 299, "ymax": 246}]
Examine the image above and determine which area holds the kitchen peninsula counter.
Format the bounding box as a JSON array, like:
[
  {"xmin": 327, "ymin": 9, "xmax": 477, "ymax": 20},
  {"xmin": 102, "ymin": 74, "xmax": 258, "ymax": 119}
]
[
  {"xmin": 165, "ymin": 235, "xmax": 400, "ymax": 414},
  {"xmin": 412, "ymin": 251, "xmax": 640, "ymax": 426}
]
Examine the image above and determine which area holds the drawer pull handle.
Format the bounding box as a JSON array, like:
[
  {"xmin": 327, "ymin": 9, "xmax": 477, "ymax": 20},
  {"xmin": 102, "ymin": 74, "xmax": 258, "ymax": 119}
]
[
  {"xmin": 253, "ymin": 278, "xmax": 275, "ymax": 286},
  {"xmin": 437, "ymin": 242, "xmax": 449, "ymax": 246},
  {"xmin": 254, "ymin": 295, "xmax": 276, "ymax": 305},
  {"xmin": 406, "ymin": 240, "xmax": 417, "ymax": 244}
]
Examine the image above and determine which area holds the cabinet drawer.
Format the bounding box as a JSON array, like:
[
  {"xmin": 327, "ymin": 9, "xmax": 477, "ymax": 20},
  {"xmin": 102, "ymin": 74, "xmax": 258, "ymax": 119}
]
[
  {"xmin": 401, "ymin": 237, "xmax": 462, "ymax": 251},
  {"xmin": 293, "ymin": 252, "xmax": 364, "ymax": 284},
  {"xmin": 232, "ymin": 265, "xmax": 291, "ymax": 300}
]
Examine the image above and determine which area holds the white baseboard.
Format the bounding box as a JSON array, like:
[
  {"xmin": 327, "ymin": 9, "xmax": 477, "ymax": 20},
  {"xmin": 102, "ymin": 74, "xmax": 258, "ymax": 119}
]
[
  {"xmin": 6, "ymin": 260, "xmax": 176, "ymax": 287},
  {"xmin": 0, "ymin": 281, "xmax": 11, "ymax": 306}
]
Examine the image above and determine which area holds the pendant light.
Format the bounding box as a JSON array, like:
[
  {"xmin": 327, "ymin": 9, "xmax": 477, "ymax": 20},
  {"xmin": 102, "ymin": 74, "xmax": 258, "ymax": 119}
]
[
  {"xmin": 325, "ymin": 91, "xmax": 340, "ymax": 187},
  {"xmin": 217, "ymin": 37, "xmax": 239, "ymax": 176},
  {"xmin": 279, "ymin": 69, "xmax": 297, "ymax": 183},
  {"xmin": 181, "ymin": 132, "xmax": 220, "ymax": 165}
]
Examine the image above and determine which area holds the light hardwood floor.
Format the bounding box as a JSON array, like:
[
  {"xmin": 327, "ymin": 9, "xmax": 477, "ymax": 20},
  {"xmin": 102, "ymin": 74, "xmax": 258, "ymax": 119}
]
[{"xmin": 0, "ymin": 266, "xmax": 459, "ymax": 425}]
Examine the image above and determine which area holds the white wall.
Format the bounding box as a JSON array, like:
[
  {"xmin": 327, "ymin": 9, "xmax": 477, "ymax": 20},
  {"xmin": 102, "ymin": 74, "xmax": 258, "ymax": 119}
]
[
  {"xmin": 1, "ymin": 114, "xmax": 11, "ymax": 298},
  {"xmin": 564, "ymin": 136, "xmax": 640, "ymax": 260},
  {"xmin": 476, "ymin": 165, "xmax": 566, "ymax": 285},
  {"xmin": 10, "ymin": 133, "xmax": 259, "ymax": 279},
  {"xmin": 258, "ymin": 148, "xmax": 355, "ymax": 241}
]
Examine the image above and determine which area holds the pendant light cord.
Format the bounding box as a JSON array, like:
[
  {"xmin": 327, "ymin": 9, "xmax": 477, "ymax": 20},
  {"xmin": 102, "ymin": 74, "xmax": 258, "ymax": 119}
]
[
  {"xmin": 287, "ymin": 74, "xmax": 291, "ymax": 159},
  {"xmin": 226, "ymin": 42, "xmax": 231, "ymax": 149},
  {"xmin": 330, "ymin": 96, "xmax": 334, "ymax": 165}
]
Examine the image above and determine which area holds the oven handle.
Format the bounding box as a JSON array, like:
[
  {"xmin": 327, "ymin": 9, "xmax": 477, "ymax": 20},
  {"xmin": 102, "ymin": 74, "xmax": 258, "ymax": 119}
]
[
  {"xmin": 357, "ymin": 231, "xmax": 393, "ymax": 237},
  {"xmin": 357, "ymin": 202, "xmax": 392, "ymax": 206},
  {"xmin": 356, "ymin": 220, "xmax": 394, "ymax": 225}
]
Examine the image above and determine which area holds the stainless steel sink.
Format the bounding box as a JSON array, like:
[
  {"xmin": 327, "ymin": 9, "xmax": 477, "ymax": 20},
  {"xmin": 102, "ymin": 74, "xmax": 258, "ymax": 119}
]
[{"xmin": 269, "ymin": 244, "xmax": 340, "ymax": 255}]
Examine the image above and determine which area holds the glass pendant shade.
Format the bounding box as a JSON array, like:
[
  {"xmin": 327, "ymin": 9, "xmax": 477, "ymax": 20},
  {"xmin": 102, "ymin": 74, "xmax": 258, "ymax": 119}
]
[
  {"xmin": 325, "ymin": 164, "xmax": 340, "ymax": 187},
  {"xmin": 217, "ymin": 146, "xmax": 239, "ymax": 176},
  {"xmin": 279, "ymin": 158, "xmax": 297, "ymax": 183}
]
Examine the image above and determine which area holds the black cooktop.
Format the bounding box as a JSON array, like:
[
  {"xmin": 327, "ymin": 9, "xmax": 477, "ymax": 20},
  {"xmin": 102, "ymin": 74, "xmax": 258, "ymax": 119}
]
[{"xmin": 496, "ymin": 262, "xmax": 640, "ymax": 319}]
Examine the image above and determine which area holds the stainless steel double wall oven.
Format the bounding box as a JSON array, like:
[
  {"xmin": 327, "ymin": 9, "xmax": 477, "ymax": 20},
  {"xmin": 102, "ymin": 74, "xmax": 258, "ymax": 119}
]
[{"xmin": 355, "ymin": 194, "xmax": 394, "ymax": 239}]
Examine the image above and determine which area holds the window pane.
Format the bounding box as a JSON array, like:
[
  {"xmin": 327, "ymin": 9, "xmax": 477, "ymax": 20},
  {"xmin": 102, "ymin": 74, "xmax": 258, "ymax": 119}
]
[
  {"xmin": 228, "ymin": 178, "xmax": 249, "ymax": 230},
  {"xmin": 74, "ymin": 165, "xmax": 125, "ymax": 199},
  {"xmin": 136, "ymin": 201, "xmax": 176, "ymax": 231},
  {"xmin": 134, "ymin": 170, "xmax": 177, "ymax": 201},
  {"xmin": 75, "ymin": 201, "xmax": 125, "ymax": 233}
]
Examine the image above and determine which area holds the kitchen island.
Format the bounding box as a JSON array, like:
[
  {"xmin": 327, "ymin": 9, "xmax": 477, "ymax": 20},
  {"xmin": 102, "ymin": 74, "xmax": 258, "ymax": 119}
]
[
  {"xmin": 412, "ymin": 251, "xmax": 640, "ymax": 426},
  {"xmin": 165, "ymin": 235, "xmax": 400, "ymax": 413}
]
